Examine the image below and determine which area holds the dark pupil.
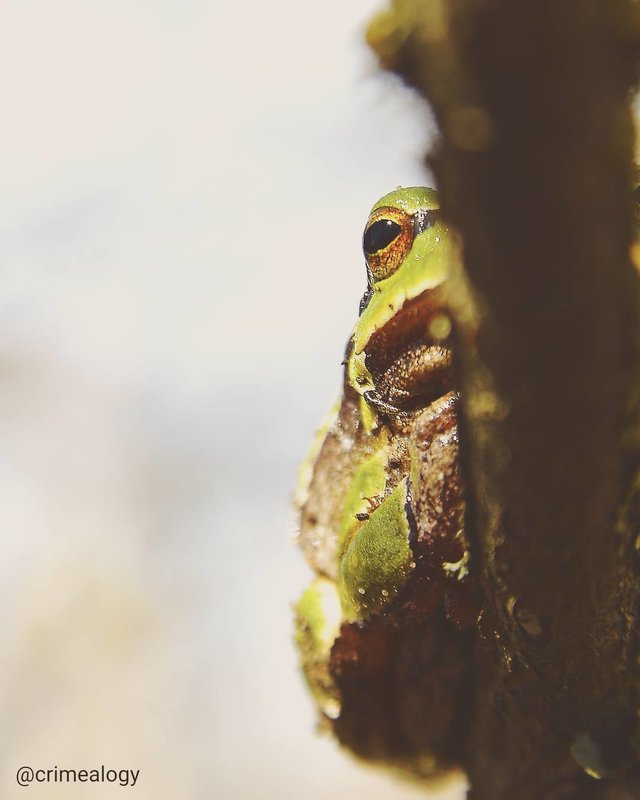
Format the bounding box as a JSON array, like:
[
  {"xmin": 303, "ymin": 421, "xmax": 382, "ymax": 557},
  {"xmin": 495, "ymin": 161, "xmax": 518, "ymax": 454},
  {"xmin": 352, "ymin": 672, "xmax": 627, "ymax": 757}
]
[{"xmin": 363, "ymin": 219, "xmax": 401, "ymax": 255}]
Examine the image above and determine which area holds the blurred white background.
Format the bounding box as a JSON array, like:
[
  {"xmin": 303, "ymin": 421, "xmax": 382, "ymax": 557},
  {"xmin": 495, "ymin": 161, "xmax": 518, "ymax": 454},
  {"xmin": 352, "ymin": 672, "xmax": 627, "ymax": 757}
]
[{"xmin": 0, "ymin": 1, "xmax": 464, "ymax": 798}]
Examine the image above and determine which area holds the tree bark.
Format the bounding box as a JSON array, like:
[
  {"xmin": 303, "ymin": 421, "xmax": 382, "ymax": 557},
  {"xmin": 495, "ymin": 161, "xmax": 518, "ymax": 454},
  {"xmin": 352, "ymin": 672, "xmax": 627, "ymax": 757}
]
[{"xmin": 367, "ymin": 1, "xmax": 640, "ymax": 797}]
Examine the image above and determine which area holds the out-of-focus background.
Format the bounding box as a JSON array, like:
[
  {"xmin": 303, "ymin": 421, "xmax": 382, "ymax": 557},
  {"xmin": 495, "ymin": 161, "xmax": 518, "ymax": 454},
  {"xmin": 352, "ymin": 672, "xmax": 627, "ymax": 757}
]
[{"xmin": 0, "ymin": 2, "xmax": 464, "ymax": 798}]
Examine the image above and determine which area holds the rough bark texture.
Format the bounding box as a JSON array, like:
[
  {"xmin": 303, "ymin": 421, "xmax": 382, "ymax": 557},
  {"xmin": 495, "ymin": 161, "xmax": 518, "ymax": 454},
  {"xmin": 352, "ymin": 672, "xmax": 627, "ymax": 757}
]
[{"xmin": 367, "ymin": 1, "xmax": 640, "ymax": 797}]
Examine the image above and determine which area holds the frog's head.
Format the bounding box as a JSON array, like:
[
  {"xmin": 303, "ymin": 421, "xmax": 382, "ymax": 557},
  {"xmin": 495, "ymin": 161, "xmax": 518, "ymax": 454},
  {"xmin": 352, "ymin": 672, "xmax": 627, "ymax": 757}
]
[
  {"xmin": 348, "ymin": 187, "xmax": 452, "ymax": 428},
  {"xmin": 361, "ymin": 186, "xmax": 441, "ymax": 303}
]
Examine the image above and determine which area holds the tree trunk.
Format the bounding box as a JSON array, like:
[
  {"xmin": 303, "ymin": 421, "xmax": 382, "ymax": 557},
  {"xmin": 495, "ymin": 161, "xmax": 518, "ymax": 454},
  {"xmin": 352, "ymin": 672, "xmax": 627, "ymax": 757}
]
[{"xmin": 367, "ymin": 1, "xmax": 640, "ymax": 797}]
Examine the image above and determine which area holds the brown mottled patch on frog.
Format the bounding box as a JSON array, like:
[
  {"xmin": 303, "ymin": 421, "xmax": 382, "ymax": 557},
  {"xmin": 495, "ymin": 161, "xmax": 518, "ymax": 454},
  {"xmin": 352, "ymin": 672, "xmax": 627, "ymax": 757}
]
[
  {"xmin": 409, "ymin": 391, "xmax": 465, "ymax": 565},
  {"xmin": 362, "ymin": 290, "xmax": 454, "ymax": 424},
  {"xmin": 328, "ymin": 610, "xmax": 474, "ymax": 768},
  {"xmin": 298, "ymin": 388, "xmax": 371, "ymax": 579}
]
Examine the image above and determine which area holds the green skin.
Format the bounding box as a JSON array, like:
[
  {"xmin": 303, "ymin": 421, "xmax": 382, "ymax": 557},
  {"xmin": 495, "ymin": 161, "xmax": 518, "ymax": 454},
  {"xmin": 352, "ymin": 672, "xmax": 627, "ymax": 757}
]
[{"xmin": 296, "ymin": 188, "xmax": 455, "ymax": 705}]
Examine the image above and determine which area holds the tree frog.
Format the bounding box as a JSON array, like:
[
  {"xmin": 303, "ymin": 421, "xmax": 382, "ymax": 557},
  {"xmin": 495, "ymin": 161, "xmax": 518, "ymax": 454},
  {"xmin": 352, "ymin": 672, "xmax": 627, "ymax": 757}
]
[{"xmin": 294, "ymin": 188, "xmax": 476, "ymax": 774}]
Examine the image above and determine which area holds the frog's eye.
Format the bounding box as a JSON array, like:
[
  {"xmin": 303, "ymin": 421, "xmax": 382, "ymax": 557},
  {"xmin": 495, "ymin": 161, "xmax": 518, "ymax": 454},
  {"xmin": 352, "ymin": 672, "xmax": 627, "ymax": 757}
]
[
  {"xmin": 363, "ymin": 219, "xmax": 402, "ymax": 254},
  {"xmin": 362, "ymin": 207, "xmax": 415, "ymax": 284}
]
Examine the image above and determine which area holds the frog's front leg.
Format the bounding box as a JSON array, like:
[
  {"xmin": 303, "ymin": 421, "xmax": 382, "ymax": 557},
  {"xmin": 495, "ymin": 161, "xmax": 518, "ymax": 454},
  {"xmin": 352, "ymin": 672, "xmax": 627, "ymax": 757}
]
[{"xmin": 338, "ymin": 389, "xmax": 473, "ymax": 627}]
